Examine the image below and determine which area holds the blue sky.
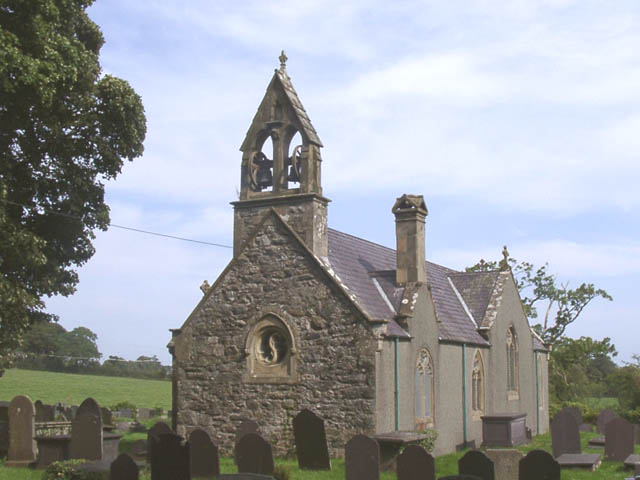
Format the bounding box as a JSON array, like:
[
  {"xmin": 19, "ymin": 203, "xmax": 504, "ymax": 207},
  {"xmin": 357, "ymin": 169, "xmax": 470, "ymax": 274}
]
[{"xmin": 47, "ymin": 0, "xmax": 640, "ymax": 365}]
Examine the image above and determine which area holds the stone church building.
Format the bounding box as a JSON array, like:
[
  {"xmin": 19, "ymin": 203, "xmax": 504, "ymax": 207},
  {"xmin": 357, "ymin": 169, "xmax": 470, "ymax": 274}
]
[{"xmin": 169, "ymin": 56, "xmax": 549, "ymax": 456}]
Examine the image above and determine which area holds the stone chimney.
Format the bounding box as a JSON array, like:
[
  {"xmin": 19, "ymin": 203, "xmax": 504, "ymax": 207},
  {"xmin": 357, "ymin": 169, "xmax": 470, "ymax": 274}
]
[{"xmin": 392, "ymin": 194, "xmax": 428, "ymax": 285}]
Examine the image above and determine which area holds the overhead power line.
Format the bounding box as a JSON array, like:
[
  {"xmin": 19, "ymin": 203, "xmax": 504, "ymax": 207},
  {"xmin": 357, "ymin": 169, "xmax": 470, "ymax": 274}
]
[{"xmin": 0, "ymin": 198, "xmax": 233, "ymax": 249}]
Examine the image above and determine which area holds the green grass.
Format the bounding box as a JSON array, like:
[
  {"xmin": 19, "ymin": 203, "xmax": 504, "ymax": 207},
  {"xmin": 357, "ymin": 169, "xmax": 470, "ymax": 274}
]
[
  {"xmin": 583, "ymin": 397, "xmax": 619, "ymax": 409},
  {"xmin": 0, "ymin": 368, "xmax": 171, "ymax": 409}
]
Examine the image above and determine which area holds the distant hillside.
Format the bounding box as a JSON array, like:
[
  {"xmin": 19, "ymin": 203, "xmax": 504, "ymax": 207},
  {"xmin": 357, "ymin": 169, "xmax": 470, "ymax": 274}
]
[{"xmin": 0, "ymin": 368, "xmax": 171, "ymax": 409}]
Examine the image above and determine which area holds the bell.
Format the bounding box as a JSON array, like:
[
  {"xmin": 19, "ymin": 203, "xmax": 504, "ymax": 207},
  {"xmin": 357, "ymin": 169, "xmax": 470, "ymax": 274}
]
[
  {"xmin": 256, "ymin": 165, "xmax": 273, "ymax": 188},
  {"xmin": 287, "ymin": 163, "xmax": 300, "ymax": 182}
]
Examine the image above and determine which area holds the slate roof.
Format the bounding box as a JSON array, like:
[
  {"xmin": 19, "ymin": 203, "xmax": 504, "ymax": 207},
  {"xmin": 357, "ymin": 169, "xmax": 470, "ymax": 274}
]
[{"xmin": 275, "ymin": 69, "xmax": 323, "ymax": 147}]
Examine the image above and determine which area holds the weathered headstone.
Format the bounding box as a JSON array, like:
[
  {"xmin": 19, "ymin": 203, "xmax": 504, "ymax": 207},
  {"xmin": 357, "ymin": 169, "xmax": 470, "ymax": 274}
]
[
  {"xmin": 150, "ymin": 432, "xmax": 190, "ymax": 480},
  {"xmin": 190, "ymin": 428, "xmax": 220, "ymax": 478},
  {"xmin": 147, "ymin": 421, "xmax": 172, "ymax": 464},
  {"xmin": 0, "ymin": 401, "xmax": 9, "ymax": 456},
  {"xmin": 596, "ymin": 408, "xmax": 618, "ymax": 434},
  {"xmin": 6, "ymin": 395, "xmax": 36, "ymax": 467},
  {"xmin": 563, "ymin": 407, "xmax": 582, "ymax": 425},
  {"xmin": 485, "ymin": 449, "xmax": 522, "ymax": 480},
  {"xmin": 71, "ymin": 412, "xmax": 103, "ymax": 460},
  {"xmin": 44, "ymin": 404, "xmax": 55, "ymax": 421},
  {"xmin": 101, "ymin": 407, "xmax": 113, "ymax": 425},
  {"xmin": 551, "ymin": 409, "xmax": 581, "ymax": 457},
  {"xmin": 111, "ymin": 453, "xmax": 139, "ymax": 480},
  {"xmin": 397, "ymin": 444, "xmax": 435, "ymax": 480},
  {"xmin": 458, "ymin": 450, "xmax": 495, "ymax": 480},
  {"xmin": 35, "ymin": 400, "xmax": 46, "ymax": 422},
  {"xmin": 293, "ymin": 408, "xmax": 331, "ymax": 470},
  {"xmin": 634, "ymin": 424, "xmax": 640, "ymax": 445},
  {"xmin": 138, "ymin": 407, "xmax": 151, "ymax": 420},
  {"xmin": 519, "ymin": 450, "xmax": 560, "ymax": 480},
  {"xmin": 345, "ymin": 434, "xmax": 380, "ymax": 480},
  {"xmin": 605, "ymin": 416, "xmax": 634, "ymax": 461},
  {"xmin": 236, "ymin": 432, "xmax": 275, "ymax": 476},
  {"xmin": 77, "ymin": 397, "xmax": 102, "ymax": 422},
  {"xmin": 234, "ymin": 419, "xmax": 260, "ymax": 463}
]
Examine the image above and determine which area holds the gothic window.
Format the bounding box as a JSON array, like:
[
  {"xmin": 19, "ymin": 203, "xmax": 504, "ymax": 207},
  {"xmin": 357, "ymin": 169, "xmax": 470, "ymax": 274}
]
[
  {"xmin": 537, "ymin": 354, "xmax": 544, "ymax": 409},
  {"xmin": 415, "ymin": 348, "xmax": 434, "ymax": 428},
  {"xmin": 472, "ymin": 350, "xmax": 484, "ymax": 413},
  {"xmin": 506, "ymin": 326, "xmax": 519, "ymax": 394},
  {"xmin": 245, "ymin": 314, "xmax": 297, "ymax": 383}
]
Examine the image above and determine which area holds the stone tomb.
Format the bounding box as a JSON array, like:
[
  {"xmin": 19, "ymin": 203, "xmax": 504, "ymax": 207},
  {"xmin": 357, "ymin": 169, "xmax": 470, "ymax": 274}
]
[
  {"xmin": 236, "ymin": 432, "xmax": 275, "ymax": 476},
  {"xmin": 519, "ymin": 450, "xmax": 560, "ymax": 480},
  {"xmin": 110, "ymin": 453, "xmax": 139, "ymax": 480},
  {"xmin": 292, "ymin": 408, "xmax": 331, "ymax": 470},
  {"xmin": 71, "ymin": 412, "xmax": 103, "ymax": 460},
  {"xmin": 605, "ymin": 416, "xmax": 634, "ymax": 461},
  {"xmin": 458, "ymin": 450, "xmax": 494, "ymax": 480},
  {"xmin": 147, "ymin": 421, "xmax": 171, "ymax": 464},
  {"xmin": 150, "ymin": 432, "xmax": 190, "ymax": 480},
  {"xmin": 189, "ymin": 428, "xmax": 220, "ymax": 478},
  {"xmin": 397, "ymin": 445, "xmax": 435, "ymax": 480},
  {"xmin": 485, "ymin": 449, "xmax": 522, "ymax": 480},
  {"xmin": 6, "ymin": 395, "xmax": 37, "ymax": 467},
  {"xmin": 345, "ymin": 434, "xmax": 380, "ymax": 480}
]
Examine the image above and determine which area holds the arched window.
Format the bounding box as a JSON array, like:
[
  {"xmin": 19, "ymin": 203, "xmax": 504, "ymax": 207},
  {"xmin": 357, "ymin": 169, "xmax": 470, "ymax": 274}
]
[
  {"xmin": 415, "ymin": 348, "xmax": 434, "ymax": 428},
  {"xmin": 472, "ymin": 351, "xmax": 484, "ymax": 413},
  {"xmin": 506, "ymin": 326, "xmax": 519, "ymax": 394},
  {"xmin": 244, "ymin": 314, "xmax": 297, "ymax": 383}
]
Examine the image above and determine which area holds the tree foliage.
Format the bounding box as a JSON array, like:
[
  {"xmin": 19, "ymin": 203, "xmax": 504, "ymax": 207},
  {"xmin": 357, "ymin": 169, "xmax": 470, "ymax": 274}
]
[
  {"xmin": 0, "ymin": 0, "xmax": 146, "ymax": 374},
  {"xmin": 466, "ymin": 248, "xmax": 612, "ymax": 346}
]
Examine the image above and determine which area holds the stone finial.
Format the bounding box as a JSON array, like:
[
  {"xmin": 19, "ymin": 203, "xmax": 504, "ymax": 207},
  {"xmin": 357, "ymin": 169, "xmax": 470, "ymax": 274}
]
[
  {"xmin": 279, "ymin": 50, "xmax": 288, "ymax": 71},
  {"xmin": 499, "ymin": 245, "xmax": 510, "ymax": 271},
  {"xmin": 200, "ymin": 280, "xmax": 211, "ymax": 295}
]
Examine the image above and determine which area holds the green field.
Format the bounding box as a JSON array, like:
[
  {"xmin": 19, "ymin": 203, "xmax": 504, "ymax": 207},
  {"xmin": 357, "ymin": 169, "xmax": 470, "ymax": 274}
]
[{"xmin": 0, "ymin": 369, "xmax": 171, "ymax": 409}]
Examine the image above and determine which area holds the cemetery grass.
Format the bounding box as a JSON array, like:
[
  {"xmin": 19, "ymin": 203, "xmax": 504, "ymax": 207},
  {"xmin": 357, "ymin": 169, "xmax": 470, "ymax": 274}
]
[{"xmin": 0, "ymin": 368, "xmax": 170, "ymax": 409}]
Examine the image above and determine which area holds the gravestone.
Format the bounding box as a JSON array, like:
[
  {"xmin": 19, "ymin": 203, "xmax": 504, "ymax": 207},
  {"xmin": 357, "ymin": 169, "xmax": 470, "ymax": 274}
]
[
  {"xmin": 519, "ymin": 450, "xmax": 560, "ymax": 480},
  {"xmin": 147, "ymin": 421, "xmax": 172, "ymax": 464},
  {"xmin": 71, "ymin": 412, "xmax": 103, "ymax": 460},
  {"xmin": 77, "ymin": 398, "xmax": 102, "ymax": 422},
  {"xmin": 190, "ymin": 428, "xmax": 220, "ymax": 477},
  {"xmin": 70, "ymin": 405, "xmax": 79, "ymax": 419},
  {"xmin": 345, "ymin": 434, "xmax": 380, "ymax": 480},
  {"xmin": 236, "ymin": 432, "xmax": 275, "ymax": 476},
  {"xmin": 129, "ymin": 439, "xmax": 147, "ymax": 461},
  {"xmin": 458, "ymin": 450, "xmax": 495, "ymax": 480},
  {"xmin": 6, "ymin": 395, "xmax": 36, "ymax": 467},
  {"xmin": 485, "ymin": 449, "xmax": 522, "ymax": 480},
  {"xmin": 101, "ymin": 407, "xmax": 113, "ymax": 425},
  {"xmin": 44, "ymin": 404, "xmax": 55, "ymax": 421},
  {"xmin": 138, "ymin": 407, "xmax": 151, "ymax": 419},
  {"xmin": 397, "ymin": 444, "xmax": 435, "ymax": 480},
  {"xmin": 150, "ymin": 432, "xmax": 190, "ymax": 480},
  {"xmin": 0, "ymin": 401, "xmax": 9, "ymax": 456},
  {"xmin": 293, "ymin": 408, "xmax": 331, "ymax": 470},
  {"xmin": 234, "ymin": 419, "xmax": 260, "ymax": 463},
  {"xmin": 563, "ymin": 407, "xmax": 582, "ymax": 425},
  {"xmin": 35, "ymin": 400, "xmax": 46, "ymax": 422},
  {"xmin": 634, "ymin": 424, "xmax": 640, "ymax": 445},
  {"xmin": 597, "ymin": 408, "xmax": 618, "ymax": 434},
  {"xmin": 111, "ymin": 453, "xmax": 139, "ymax": 480},
  {"xmin": 605, "ymin": 416, "xmax": 634, "ymax": 461},
  {"xmin": 551, "ymin": 409, "xmax": 581, "ymax": 457}
]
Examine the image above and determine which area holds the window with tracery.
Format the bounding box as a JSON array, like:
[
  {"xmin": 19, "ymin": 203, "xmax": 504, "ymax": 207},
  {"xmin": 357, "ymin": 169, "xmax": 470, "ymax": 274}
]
[
  {"xmin": 245, "ymin": 314, "xmax": 297, "ymax": 383},
  {"xmin": 415, "ymin": 348, "xmax": 434, "ymax": 427},
  {"xmin": 507, "ymin": 326, "xmax": 519, "ymax": 394},
  {"xmin": 472, "ymin": 351, "xmax": 484, "ymax": 413}
]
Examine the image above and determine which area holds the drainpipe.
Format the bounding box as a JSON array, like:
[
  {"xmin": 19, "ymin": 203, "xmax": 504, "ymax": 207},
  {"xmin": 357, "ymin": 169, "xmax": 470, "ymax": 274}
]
[
  {"xmin": 462, "ymin": 344, "xmax": 467, "ymax": 445},
  {"xmin": 535, "ymin": 351, "xmax": 540, "ymax": 434},
  {"xmin": 395, "ymin": 337, "xmax": 400, "ymax": 431}
]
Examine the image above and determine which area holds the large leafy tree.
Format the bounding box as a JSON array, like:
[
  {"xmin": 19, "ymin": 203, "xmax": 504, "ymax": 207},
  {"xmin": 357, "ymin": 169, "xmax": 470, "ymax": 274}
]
[
  {"xmin": 0, "ymin": 0, "xmax": 146, "ymax": 374},
  {"xmin": 467, "ymin": 248, "xmax": 612, "ymax": 346}
]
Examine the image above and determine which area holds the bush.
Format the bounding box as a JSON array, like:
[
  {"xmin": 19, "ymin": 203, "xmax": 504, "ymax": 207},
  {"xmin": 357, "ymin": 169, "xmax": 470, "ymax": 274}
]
[
  {"xmin": 417, "ymin": 429, "xmax": 438, "ymax": 453},
  {"xmin": 549, "ymin": 401, "xmax": 598, "ymax": 424},
  {"xmin": 42, "ymin": 460, "xmax": 105, "ymax": 480}
]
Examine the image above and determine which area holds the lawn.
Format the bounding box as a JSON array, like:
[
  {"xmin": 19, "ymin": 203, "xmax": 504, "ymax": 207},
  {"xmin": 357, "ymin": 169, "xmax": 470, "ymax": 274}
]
[{"xmin": 0, "ymin": 369, "xmax": 171, "ymax": 410}]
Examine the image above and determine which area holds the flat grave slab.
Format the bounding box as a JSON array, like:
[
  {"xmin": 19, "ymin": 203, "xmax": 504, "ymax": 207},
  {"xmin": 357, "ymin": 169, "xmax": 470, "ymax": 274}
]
[
  {"xmin": 624, "ymin": 454, "xmax": 640, "ymax": 469},
  {"xmin": 588, "ymin": 436, "xmax": 605, "ymax": 447},
  {"xmin": 556, "ymin": 453, "xmax": 601, "ymax": 470},
  {"xmin": 372, "ymin": 431, "xmax": 431, "ymax": 471}
]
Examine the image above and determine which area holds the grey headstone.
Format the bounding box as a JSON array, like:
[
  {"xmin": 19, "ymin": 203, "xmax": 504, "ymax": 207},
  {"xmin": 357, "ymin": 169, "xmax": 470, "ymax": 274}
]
[
  {"xmin": 190, "ymin": 428, "xmax": 219, "ymax": 477},
  {"xmin": 634, "ymin": 424, "xmax": 640, "ymax": 444},
  {"xmin": 71, "ymin": 412, "xmax": 103, "ymax": 460},
  {"xmin": 138, "ymin": 407, "xmax": 151, "ymax": 419},
  {"xmin": 397, "ymin": 444, "xmax": 435, "ymax": 480},
  {"xmin": 519, "ymin": 450, "xmax": 560, "ymax": 480},
  {"xmin": 44, "ymin": 404, "xmax": 55, "ymax": 421},
  {"xmin": 636, "ymin": 462, "xmax": 640, "ymax": 476},
  {"xmin": 485, "ymin": 449, "xmax": 523, "ymax": 480},
  {"xmin": 345, "ymin": 434, "xmax": 379, "ymax": 480},
  {"xmin": 293, "ymin": 408, "xmax": 331, "ymax": 470},
  {"xmin": 236, "ymin": 432, "xmax": 274, "ymax": 476},
  {"xmin": 6, "ymin": 395, "xmax": 36, "ymax": 466},
  {"xmin": 118, "ymin": 408, "xmax": 133, "ymax": 418},
  {"xmin": 147, "ymin": 421, "xmax": 171, "ymax": 464},
  {"xmin": 596, "ymin": 408, "xmax": 618, "ymax": 434},
  {"xmin": 234, "ymin": 419, "xmax": 260, "ymax": 463},
  {"xmin": 77, "ymin": 398, "xmax": 102, "ymax": 423},
  {"xmin": 110, "ymin": 453, "xmax": 139, "ymax": 480},
  {"xmin": 459, "ymin": 450, "xmax": 495, "ymax": 480},
  {"xmin": 150, "ymin": 432, "xmax": 190, "ymax": 480},
  {"xmin": 35, "ymin": 400, "xmax": 46, "ymax": 422},
  {"xmin": 605, "ymin": 416, "xmax": 634, "ymax": 461},
  {"xmin": 562, "ymin": 407, "xmax": 582, "ymax": 425},
  {"xmin": 101, "ymin": 407, "xmax": 113, "ymax": 425},
  {"xmin": 550, "ymin": 409, "xmax": 581, "ymax": 457},
  {"xmin": 0, "ymin": 401, "xmax": 9, "ymax": 456}
]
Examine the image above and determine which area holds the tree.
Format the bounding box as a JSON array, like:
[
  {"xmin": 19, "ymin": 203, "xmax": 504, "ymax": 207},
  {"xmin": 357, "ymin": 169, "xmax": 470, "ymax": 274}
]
[
  {"xmin": 466, "ymin": 247, "xmax": 612, "ymax": 346},
  {"xmin": 0, "ymin": 0, "xmax": 146, "ymax": 374}
]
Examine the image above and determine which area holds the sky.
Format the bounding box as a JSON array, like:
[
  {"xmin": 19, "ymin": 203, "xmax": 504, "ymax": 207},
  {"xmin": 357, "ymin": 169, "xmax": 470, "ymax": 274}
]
[{"xmin": 47, "ymin": 0, "xmax": 640, "ymax": 366}]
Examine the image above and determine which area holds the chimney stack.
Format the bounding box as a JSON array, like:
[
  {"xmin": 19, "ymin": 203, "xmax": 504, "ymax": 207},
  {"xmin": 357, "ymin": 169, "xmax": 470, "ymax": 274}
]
[{"xmin": 392, "ymin": 194, "xmax": 428, "ymax": 285}]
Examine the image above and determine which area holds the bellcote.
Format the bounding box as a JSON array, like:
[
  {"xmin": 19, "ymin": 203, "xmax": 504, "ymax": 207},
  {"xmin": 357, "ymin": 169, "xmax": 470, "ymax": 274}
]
[{"xmin": 239, "ymin": 51, "xmax": 323, "ymax": 200}]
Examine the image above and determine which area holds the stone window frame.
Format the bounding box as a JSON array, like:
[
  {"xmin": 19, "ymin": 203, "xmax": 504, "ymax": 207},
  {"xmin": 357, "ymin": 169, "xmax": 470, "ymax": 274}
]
[
  {"xmin": 415, "ymin": 347, "xmax": 435, "ymax": 429},
  {"xmin": 537, "ymin": 353, "xmax": 544, "ymax": 410},
  {"xmin": 506, "ymin": 325, "xmax": 519, "ymax": 400},
  {"xmin": 243, "ymin": 312, "xmax": 298, "ymax": 384},
  {"xmin": 471, "ymin": 349, "xmax": 485, "ymax": 419}
]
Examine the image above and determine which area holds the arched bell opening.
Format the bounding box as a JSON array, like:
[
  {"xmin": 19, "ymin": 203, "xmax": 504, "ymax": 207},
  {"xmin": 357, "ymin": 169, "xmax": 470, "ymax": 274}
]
[
  {"xmin": 286, "ymin": 130, "xmax": 303, "ymax": 189},
  {"xmin": 249, "ymin": 133, "xmax": 275, "ymax": 192}
]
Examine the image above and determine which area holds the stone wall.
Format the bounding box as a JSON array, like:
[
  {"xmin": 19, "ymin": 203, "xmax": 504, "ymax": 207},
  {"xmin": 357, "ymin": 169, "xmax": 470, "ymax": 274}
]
[{"xmin": 173, "ymin": 212, "xmax": 377, "ymax": 456}]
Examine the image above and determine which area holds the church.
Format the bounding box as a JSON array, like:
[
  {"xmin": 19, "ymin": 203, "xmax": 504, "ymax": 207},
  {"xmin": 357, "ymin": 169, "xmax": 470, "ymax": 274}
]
[{"xmin": 168, "ymin": 54, "xmax": 549, "ymax": 456}]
